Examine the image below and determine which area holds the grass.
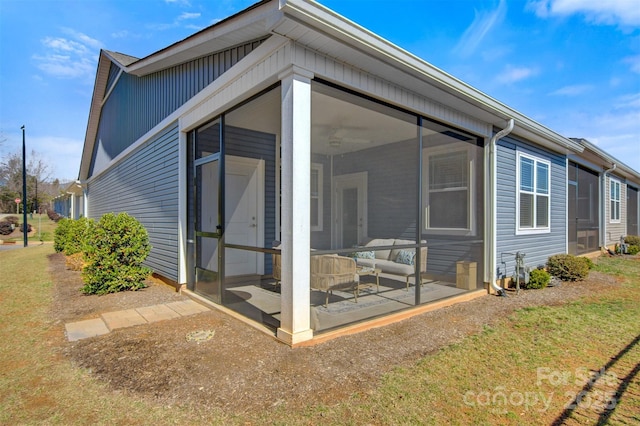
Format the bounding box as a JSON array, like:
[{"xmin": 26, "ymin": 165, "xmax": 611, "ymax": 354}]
[
  {"xmin": 1, "ymin": 246, "xmax": 638, "ymax": 425},
  {"xmin": 0, "ymin": 213, "xmax": 57, "ymax": 242}
]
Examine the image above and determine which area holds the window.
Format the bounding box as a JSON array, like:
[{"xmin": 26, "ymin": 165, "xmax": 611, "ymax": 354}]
[
  {"xmin": 424, "ymin": 145, "xmax": 475, "ymax": 234},
  {"xmin": 610, "ymin": 178, "xmax": 621, "ymax": 223},
  {"xmin": 311, "ymin": 163, "xmax": 323, "ymax": 231},
  {"xmin": 517, "ymin": 152, "xmax": 550, "ymax": 233}
]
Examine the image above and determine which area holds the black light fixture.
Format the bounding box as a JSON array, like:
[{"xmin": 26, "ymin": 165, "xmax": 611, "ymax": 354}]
[{"xmin": 21, "ymin": 125, "xmax": 28, "ymax": 247}]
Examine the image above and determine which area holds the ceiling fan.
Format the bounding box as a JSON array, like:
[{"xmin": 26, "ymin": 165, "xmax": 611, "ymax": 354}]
[{"xmin": 327, "ymin": 128, "xmax": 370, "ymax": 148}]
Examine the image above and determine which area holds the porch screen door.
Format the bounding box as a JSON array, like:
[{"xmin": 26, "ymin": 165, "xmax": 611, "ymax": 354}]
[{"xmin": 195, "ymin": 156, "xmax": 222, "ymax": 303}]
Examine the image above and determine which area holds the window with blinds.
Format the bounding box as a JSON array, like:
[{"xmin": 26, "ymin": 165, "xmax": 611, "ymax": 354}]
[
  {"xmin": 610, "ymin": 178, "xmax": 621, "ymax": 223},
  {"xmin": 517, "ymin": 152, "xmax": 550, "ymax": 233},
  {"xmin": 428, "ymin": 150, "xmax": 468, "ymax": 229}
]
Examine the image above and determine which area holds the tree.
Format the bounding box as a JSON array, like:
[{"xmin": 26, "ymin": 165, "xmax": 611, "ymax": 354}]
[{"xmin": 0, "ymin": 149, "xmax": 55, "ymax": 213}]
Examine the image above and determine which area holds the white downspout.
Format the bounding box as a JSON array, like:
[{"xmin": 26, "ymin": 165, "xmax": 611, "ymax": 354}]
[
  {"xmin": 601, "ymin": 163, "xmax": 616, "ymax": 249},
  {"xmin": 489, "ymin": 119, "xmax": 514, "ymax": 297}
]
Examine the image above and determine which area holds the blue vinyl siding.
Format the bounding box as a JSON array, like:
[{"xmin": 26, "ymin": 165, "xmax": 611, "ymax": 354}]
[
  {"xmin": 87, "ymin": 123, "xmax": 180, "ymax": 281},
  {"xmin": 496, "ymin": 136, "xmax": 567, "ymax": 279},
  {"xmin": 311, "ymin": 139, "xmax": 484, "ymax": 280},
  {"xmin": 90, "ymin": 38, "xmax": 267, "ymax": 178}
]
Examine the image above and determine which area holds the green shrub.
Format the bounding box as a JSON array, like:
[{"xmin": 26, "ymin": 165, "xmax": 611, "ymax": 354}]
[
  {"xmin": 546, "ymin": 254, "xmax": 590, "ymax": 281},
  {"xmin": 81, "ymin": 212, "xmax": 152, "ymax": 295},
  {"xmin": 63, "ymin": 217, "xmax": 94, "ymax": 255},
  {"xmin": 53, "ymin": 218, "xmax": 71, "ymax": 252},
  {"xmin": 627, "ymin": 245, "xmax": 640, "ymax": 255},
  {"xmin": 624, "ymin": 235, "xmax": 640, "ymax": 246},
  {"xmin": 523, "ymin": 268, "xmax": 551, "ymax": 289}
]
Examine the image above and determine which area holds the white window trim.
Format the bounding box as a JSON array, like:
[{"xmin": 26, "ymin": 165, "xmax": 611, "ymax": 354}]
[
  {"xmin": 516, "ymin": 152, "xmax": 551, "ymax": 235},
  {"xmin": 610, "ymin": 178, "xmax": 621, "ymax": 223},
  {"xmin": 422, "ymin": 143, "xmax": 476, "ymax": 236},
  {"xmin": 311, "ymin": 162, "xmax": 323, "ymax": 231}
]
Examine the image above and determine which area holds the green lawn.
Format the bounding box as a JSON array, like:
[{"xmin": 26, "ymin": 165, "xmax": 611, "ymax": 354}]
[
  {"xmin": 1, "ymin": 246, "xmax": 638, "ymax": 425},
  {"xmin": 0, "ymin": 213, "xmax": 57, "ymax": 242}
]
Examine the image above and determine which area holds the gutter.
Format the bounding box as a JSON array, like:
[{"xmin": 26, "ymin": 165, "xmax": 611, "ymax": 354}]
[
  {"xmin": 489, "ymin": 119, "xmax": 514, "ymax": 297},
  {"xmin": 601, "ymin": 163, "xmax": 616, "ymax": 249}
]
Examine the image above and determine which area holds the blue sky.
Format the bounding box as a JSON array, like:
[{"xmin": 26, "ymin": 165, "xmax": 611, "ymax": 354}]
[{"xmin": 1, "ymin": 0, "xmax": 638, "ymax": 182}]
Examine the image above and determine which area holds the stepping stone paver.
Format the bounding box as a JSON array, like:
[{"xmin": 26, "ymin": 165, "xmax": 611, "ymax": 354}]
[
  {"xmin": 166, "ymin": 300, "xmax": 209, "ymax": 316},
  {"xmin": 65, "ymin": 318, "xmax": 110, "ymax": 342},
  {"xmin": 102, "ymin": 308, "xmax": 148, "ymax": 330},
  {"xmin": 137, "ymin": 304, "xmax": 182, "ymax": 323},
  {"xmin": 64, "ymin": 299, "xmax": 210, "ymax": 341}
]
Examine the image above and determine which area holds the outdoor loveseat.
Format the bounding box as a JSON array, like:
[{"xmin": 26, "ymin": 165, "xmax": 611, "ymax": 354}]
[{"xmin": 353, "ymin": 238, "xmax": 427, "ymax": 289}]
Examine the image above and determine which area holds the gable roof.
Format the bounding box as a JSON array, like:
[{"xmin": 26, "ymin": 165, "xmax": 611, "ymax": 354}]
[{"xmin": 80, "ymin": 0, "xmax": 585, "ymax": 181}]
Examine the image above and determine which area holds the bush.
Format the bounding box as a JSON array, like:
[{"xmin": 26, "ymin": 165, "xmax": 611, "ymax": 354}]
[
  {"xmin": 627, "ymin": 245, "xmax": 640, "ymax": 255},
  {"xmin": 547, "ymin": 254, "xmax": 590, "ymax": 281},
  {"xmin": 63, "ymin": 217, "xmax": 94, "ymax": 255},
  {"xmin": 4, "ymin": 216, "xmax": 19, "ymax": 226},
  {"xmin": 65, "ymin": 252, "xmax": 85, "ymax": 271},
  {"xmin": 522, "ymin": 268, "xmax": 551, "ymax": 289},
  {"xmin": 47, "ymin": 210, "xmax": 64, "ymax": 222},
  {"xmin": 0, "ymin": 221, "xmax": 13, "ymax": 235},
  {"xmin": 53, "ymin": 218, "xmax": 71, "ymax": 253},
  {"xmin": 18, "ymin": 223, "xmax": 32, "ymax": 233},
  {"xmin": 624, "ymin": 235, "xmax": 640, "ymax": 247},
  {"xmin": 81, "ymin": 212, "xmax": 152, "ymax": 295}
]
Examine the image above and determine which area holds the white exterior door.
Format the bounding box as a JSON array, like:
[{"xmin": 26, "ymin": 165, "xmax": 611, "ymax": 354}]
[
  {"xmin": 333, "ymin": 172, "xmax": 368, "ymax": 248},
  {"xmin": 224, "ymin": 156, "xmax": 264, "ymax": 276}
]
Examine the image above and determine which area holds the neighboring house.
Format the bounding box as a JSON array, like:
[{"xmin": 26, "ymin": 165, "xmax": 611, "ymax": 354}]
[
  {"xmin": 569, "ymin": 138, "xmax": 640, "ymax": 253},
  {"xmin": 77, "ymin": 0, "xmax": 638, "ymax": 345},
  {"xmin": 53, "ymin": 181, "xmax": 84, "ymax": 219}
]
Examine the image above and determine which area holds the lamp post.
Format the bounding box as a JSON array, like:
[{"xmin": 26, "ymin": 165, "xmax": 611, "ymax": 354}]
[{"xmin": 21, "ymin": 125, "xmax": 28, "ymax": 247}]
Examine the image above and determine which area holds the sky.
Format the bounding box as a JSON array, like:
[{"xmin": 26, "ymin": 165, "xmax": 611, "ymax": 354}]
[{"xmin": 0, "ymin": 0, "xmax": 639, "ymax": 182}]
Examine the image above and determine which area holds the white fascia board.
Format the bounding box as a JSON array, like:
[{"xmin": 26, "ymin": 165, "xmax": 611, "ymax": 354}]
[
  {"xmin": 127, "ymin": 2, "xmax": 282, "ymax": 76},
  {"xmin": 279, "ymin": 0, "xmax": 582, "ymax": 155},
  {"xmin": 79, "ymin": 50, "xmax": 112, "ymax": 181}
]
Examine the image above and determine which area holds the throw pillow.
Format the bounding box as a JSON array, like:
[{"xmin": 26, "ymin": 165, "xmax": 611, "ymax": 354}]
[
  {"xmin": 395, "ymin": 249, "xmax": 415, "ymax": 265},
  {"xmin": 355, "ymin": 250, "xmax": 375, "ymax": 259}
]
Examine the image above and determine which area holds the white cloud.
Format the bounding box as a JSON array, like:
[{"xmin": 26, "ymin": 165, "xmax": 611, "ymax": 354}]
[
  {"xmin": 178, "ymin": 12, "xmax": 200, "ymax": 20},
  {"xmin": 549, "ymin": 84, "xmax": 593, "ymax": 96},
  {"xmin": 527, "ymin": 0, "xmax": 640, "ymax": 27},
  {"xmin": 496, "ymin": 65, "xmax": 539, "ymax": 84},
  {"xmin": 557, "ymin": 98, "xmax": 640, "ymax": 171},
  {"xmin": 623, "ymin": 55, "xmax": 640, "ymax": 74},
  {"xmin": 615, "ymin": 93, "xmax": 640, "ymax": 109},
  {"xmin": 33, "ymin": 29, "xmax": 102, "ymax": 84},
  {"xmin": 148, "ymin": 11, "xmax": 203, "ymax": 31},
  {"xmin": 61, "ymin": 28, "xmax": 102, "ymax": 50},
  {"xmin": 454, "ymin": 0, "xmax": 507, "ymax": 57},
  {"xmin": 111, "ymin": 30, "xmax": 131, "ymax": 39}
]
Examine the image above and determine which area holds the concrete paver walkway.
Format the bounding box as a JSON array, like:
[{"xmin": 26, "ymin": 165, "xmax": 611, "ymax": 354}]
[{"xmin": 65, "ymin": 300, "xmax": 210, "ymax": 341}]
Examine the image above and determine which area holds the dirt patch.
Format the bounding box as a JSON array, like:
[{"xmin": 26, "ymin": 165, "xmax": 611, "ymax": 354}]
[{"xmin": 49, "ymin": 252, "xmax": 621, "ymax": 415}]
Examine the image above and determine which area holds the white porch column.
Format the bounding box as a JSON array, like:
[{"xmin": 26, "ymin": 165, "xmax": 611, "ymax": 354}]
[{"xmin": 277, "ymin": 66, "xmax": 314, "ymax": 345}]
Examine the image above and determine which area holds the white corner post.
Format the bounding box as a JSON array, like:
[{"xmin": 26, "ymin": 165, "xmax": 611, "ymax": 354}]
[
  {"xmin": 177, "ymin": 125, "xmax": 188, "ymax": 286},
  {"xmin": 277, "ymin": 66, "xmax": 314, "ymax": 345}
]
